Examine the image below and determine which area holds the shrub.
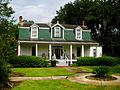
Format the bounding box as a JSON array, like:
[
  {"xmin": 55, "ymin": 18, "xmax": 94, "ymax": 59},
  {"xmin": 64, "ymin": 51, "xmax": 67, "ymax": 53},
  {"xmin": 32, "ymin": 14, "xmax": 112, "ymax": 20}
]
[
  {"xmin": 96, "ymin": 56, "xmax": 118, "ymax": 66},
  {"xmin": 0, "ymin": 59, "xmax": 11, "ymax": 88},
  {"xmin": 8, "ymin": 55, "xmax": 48, "ymax": 68},
  {"xmin": 77, "ymin": 56, "xmax": 119, "ymax": 66},
  {"xmin": 92, "ymin": 66, "xmax": 109, "ymax": 77},
  {"xmin": 77, "ymin": 57, "xmax": 96, "ymax": 66}
]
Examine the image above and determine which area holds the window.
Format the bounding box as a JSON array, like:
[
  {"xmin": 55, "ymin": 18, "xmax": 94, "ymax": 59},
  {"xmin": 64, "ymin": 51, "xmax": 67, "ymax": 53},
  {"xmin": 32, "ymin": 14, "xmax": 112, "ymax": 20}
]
[
  {"xmin": 32, "ymin": 46, "xmax": 36, "ymax": 56},
  {"xmin": 77, "ymin": 47, "xmax": 81, "ymax": 57},
  {"xmin": 31, "ymin": 26, "xmax": 38, "ymax": 38},
  {"xmin": 54, "ymin": 27, "xmax": 61, "ymax": 37},
  {"xmin": 76, "ymin": 27, "xmax": 82, "ymax": 40}
]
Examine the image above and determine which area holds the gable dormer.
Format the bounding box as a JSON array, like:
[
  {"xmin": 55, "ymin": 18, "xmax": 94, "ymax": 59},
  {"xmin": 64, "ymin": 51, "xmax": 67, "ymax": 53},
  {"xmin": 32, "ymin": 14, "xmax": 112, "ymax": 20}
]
[
  {"xmin": 51, "ymin": 21, "xmax": 65, "ymax": 39},
  {"xmin": 75, "ymin": 26, "xmax": 82, "ymax": 40},
  {"xmin": 30, "ymin": 23, "xmax": 39, "ymax": 39}
]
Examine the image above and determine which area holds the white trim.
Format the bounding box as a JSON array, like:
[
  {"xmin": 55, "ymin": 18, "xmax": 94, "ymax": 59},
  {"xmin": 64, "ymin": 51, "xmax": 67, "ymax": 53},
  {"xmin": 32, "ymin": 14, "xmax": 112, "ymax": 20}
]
[
  {"xmin": 63, "ymin": 29, "xmax": 64, "ymax": 39},
  {"xmin": 18, "ymin": 42, "xmax": 21, "ymax": 56},
  {"xmin": 51, "ymin": 22, "xmax": 65, "ymax": 29},
  {"xmin": 36, "ymin": 44, "xmax": 38, "ymax": 56},
  {"xmin": 65, "ymin": 29, "xmax": 74, "ymax": 31},
  {"xmin": 75, "ymin": 26, "xmax": 82, "ymax": 40},
  {"xmin": 49, "ymin": 44, "xmax": 52, "ymax": 60},
  {"xmin": 70, "ymin": 44, "xmax": 73, "ymax": 64},
  {"xmin": 30, "ymin": 23, "xmax": 39, "ymax": 28},
  {"xmin": 19, "ymin": 40, "xmax": 99, "ymax": 45},
  {"xmin": 20, "ymin": 27, "xmax": 30, "ymax": 29},
  {"xmin": 30, "ymin": 24, "xmax": 39, "ymax": 39},
  {"xmin": 39, "ymin": 27, "xmax": 50, "ymax": 29},
  {"xmin": 51, "ymin": 28, "xmax": 52, "ymax": 38},
  {"xmin": 82, "ymin": 30, "xmax": 91, "ymax": 32},
  {"xmin": 20, "ymin": 27, "xmax": 49, "ymax": 29},
  {"xmin": 81, "ymin": 45, "xmax": 84, "ymax": 57}
]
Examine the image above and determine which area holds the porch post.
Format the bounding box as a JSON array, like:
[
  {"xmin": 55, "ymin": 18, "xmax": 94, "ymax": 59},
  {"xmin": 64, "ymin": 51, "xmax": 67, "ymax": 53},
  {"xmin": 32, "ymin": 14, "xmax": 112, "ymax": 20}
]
[
  {"xmin": 49, "ymin": 44, "xmax": 52, "ymax": 60},
  {"xmin": 18, "ymin": 42, "xmax": 21, "ymax": 56},
  {"xmin": 70, "ymin": 44, "xmax": 73, "ymax": 64},
  {"xmin": 36, "ymin": 43, "xmax": 38, "ymax": 56},
  {"xmin": 81, "ymin": 45, "xmax": 84, "ymax": 57}
]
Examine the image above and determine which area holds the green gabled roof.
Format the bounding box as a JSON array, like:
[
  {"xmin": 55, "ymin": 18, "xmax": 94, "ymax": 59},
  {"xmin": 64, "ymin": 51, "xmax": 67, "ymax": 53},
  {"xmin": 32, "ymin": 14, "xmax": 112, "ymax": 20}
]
[
  {"xmin": 39, "ymin": 29, "xmax": 51, "ymax": 39},
  {"xmin": 64, "ymin": 30, "xmax": 75, "ymax": 40},
  {"xmin": 82, "ymin": 31, "xmax": 91, "ymax": 40},
  {"xmin": 19, "ymin": 28, "xmax": 30, "ymax": 39},
  {"xmin": 19, "ymin": 22, "xmax": 92, "ymax": 41}
]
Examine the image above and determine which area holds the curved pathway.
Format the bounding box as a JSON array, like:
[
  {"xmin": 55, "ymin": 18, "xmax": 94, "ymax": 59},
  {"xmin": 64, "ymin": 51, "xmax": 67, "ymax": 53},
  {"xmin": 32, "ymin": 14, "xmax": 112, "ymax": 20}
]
[{"xmin": 68, "ymin": 73, "xmax": 120, "ymax": 85}]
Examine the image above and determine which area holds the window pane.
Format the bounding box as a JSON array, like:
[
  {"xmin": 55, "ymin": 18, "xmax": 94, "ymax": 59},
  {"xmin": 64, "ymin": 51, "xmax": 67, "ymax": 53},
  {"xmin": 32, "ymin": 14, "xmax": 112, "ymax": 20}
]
[
  {"xmin": 54, "ymin": 27, "xmax": 61, "ymax": 37},
  {"xmin": 32, "ymin": 27, "xmax": 37, "ymax": 38}
]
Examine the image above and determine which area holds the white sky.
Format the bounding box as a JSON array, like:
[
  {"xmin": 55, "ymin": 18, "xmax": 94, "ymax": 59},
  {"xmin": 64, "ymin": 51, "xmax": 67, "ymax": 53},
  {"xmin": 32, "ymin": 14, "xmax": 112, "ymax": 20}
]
[{"xmin": 10, "ymin": 0, "xmax": 75, "ymax": 23}]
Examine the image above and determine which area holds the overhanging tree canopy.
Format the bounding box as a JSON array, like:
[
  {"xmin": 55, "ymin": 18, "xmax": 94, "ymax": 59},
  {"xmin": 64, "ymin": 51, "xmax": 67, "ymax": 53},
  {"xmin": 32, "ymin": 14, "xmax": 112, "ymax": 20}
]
[{"xmin": 52, "ymin": 0, "xmax": 120, "ymax": 57}]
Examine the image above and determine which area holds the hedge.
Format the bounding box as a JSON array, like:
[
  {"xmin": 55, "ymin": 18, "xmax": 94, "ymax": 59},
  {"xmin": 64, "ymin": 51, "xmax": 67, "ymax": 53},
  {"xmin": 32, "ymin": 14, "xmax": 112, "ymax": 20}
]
[
  {"xmin": 77, "ymin": 56, "xmax": 120, "ymax": 66},
  {"xmin": 8, "ymin": 55, "xmax": 48, "ymax": 68}
]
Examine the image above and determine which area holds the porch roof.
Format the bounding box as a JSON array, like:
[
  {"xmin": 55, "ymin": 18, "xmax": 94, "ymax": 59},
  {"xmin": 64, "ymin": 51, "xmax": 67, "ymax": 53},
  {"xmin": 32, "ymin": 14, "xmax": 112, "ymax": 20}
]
[{"xmin": 18, "ymin": 39, "xmax": 99, "ymax": 45}]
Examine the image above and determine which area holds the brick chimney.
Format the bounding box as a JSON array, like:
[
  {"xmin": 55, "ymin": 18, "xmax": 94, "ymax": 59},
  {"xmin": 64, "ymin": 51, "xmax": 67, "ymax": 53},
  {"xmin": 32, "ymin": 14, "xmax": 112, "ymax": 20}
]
[
  {"xmin": 19, "ymin": 16, "xmax": 23, "ymax": 23},
  {"xmin": 82, "ymin": 20, "xmax": 85, "ymax": 26}
]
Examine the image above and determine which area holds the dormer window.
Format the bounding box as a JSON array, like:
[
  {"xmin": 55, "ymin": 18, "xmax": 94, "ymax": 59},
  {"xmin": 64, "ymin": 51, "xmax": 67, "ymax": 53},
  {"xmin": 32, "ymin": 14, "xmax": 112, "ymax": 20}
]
[
  {"xmin": 76, "ymin": 26, "xmax": 82, "ymax": 40},
  {"xmin": 31, "ymin": 24, "xmax": 39, "ymax": 38},
  {"xmin": 54, "ymin": 27, "xmax": 61, "ymax": 37}
]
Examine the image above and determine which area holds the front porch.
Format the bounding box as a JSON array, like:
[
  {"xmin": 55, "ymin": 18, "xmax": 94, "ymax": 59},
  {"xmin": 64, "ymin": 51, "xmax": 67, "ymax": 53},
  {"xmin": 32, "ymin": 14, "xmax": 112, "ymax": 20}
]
[{"xmin": 18, "ymin": 41, "xmax": 102, "ymax": 66}]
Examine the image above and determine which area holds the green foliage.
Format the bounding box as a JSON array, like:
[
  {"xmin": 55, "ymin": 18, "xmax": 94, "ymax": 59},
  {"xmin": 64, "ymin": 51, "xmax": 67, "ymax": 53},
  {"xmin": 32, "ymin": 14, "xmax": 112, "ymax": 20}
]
[
  {"xmin": 0, "ymin": 1, "xmax": 18, "ymax": 88},
  {"xmin": 0, "ymin": 2, "xmax": 18, "ymax": 61},
  {"xmin": 77, "ymin": 57, "xmax": 97, "ymax": 66},
  {"xmin": 52, "ymin": 0, "xmax": 120, "ymax": 57},
  {"xmin": 77, "ymin": 56, "xmax": 119, "ymax": 66},
  {"xmin": 0, "ymin": 59, "xmax": 11, "ymax": 88},
  {"xmin": 8, "ymin": 55, "xmax": 48, "ymax": 68},
  {"xmin": 93, "ymin": 66, "xmax": 109, "ymax": 77}
]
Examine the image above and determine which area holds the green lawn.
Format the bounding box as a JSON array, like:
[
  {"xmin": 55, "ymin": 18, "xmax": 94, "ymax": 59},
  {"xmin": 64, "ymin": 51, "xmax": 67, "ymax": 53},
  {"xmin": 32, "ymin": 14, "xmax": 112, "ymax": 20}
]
[
  {"xmin": 75, "ymin": 65, "xmax": 120, "ymax": 74},
  {"xmin": 12, "ymin": 79, "xmax": 120, "ymax": 90},
  {"xmin": 11, "ymin": 67, "xmax": 74, "ymax": 77}
]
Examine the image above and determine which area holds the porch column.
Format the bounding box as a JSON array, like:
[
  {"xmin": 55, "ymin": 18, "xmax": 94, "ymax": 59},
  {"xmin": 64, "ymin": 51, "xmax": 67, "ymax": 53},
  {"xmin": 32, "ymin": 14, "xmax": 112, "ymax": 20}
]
[
  {"xmin": 36, "ymin": 43, "xmax": 38, "ymax": 56},
  {"xmin": 49, "ymin": 44, "xmax": 52, "ymax": 60},
  {"xmin": 18, "ymin": 42, "xmax": 21, "ymax": 56},
  {"xmin": 81, "ymin": 45, "xmax": 84, "ymax": 57},
  {"xmin": 70, "ymin": 44, "xmax": 73, "ymax": 64}
]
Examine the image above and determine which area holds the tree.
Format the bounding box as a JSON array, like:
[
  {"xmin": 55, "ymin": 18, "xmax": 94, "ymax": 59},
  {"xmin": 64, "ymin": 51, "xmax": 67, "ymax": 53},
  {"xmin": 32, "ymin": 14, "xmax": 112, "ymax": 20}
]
[
  {"xmin": 0, "ymin": 1, "xmax": 18, "ymax": 88},
  {"xmin": 52, "ymin": 0, "xmax": 120, "ymax": 57}
]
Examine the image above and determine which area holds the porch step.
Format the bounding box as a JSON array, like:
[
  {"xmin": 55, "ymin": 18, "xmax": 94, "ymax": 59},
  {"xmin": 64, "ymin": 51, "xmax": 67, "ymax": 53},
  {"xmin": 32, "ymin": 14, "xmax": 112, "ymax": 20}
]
[{"xmin": 56, "ymin": 60, "xmax": 69, "ymax": 66}]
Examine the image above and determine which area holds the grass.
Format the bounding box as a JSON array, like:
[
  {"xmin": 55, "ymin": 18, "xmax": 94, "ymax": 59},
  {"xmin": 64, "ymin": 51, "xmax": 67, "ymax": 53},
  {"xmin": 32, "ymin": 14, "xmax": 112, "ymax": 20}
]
[
  {"xmin": 75, "ymin": 65, "xmax": 120, "ymax": 74},
  {"xmin": 11, "ymin": 67, "xmax": 74, "ymax": 77},
  {"xmin": 11, "ymin": 79, "xmax": 120, "ymax": 90}
]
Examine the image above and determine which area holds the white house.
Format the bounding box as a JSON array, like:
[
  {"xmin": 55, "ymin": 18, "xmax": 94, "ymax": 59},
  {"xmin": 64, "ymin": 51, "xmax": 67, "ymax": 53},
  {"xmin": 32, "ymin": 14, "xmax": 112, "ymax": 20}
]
[{"xmin": 18, "ymin": 19, "xmax": 102, "ymax": 66}]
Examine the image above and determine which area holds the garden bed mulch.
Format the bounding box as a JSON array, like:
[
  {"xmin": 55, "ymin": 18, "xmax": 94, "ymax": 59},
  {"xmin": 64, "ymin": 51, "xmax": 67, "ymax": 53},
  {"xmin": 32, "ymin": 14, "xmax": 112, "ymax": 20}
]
[{"xmin": 86, "ymin": 75, "xmax": 117, "ymax": 81}]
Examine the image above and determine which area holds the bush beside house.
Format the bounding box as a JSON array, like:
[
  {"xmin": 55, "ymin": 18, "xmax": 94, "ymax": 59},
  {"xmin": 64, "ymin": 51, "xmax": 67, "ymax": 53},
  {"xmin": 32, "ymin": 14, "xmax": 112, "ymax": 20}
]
[
  {"xmin": 77, "ymin": 56, "xmax": 120, "ymax": 66},
  {"xmin": 0, "ymin": 60, "xmax": 11, "ymax": 89},
  {"xmin": 8, "ymin": 55, "xmax": 48, "ymax": 68}
]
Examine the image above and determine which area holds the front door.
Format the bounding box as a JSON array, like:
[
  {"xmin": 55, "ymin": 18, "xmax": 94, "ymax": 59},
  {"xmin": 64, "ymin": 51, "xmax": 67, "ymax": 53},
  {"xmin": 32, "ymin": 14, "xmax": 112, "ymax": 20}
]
[
  {"xmin": 52, "ymin": 46, "xmax": 63, "ymax": 59},
  {"xmin": 55, "ymin": 48, "xmax": 60, "ymax": 59}
]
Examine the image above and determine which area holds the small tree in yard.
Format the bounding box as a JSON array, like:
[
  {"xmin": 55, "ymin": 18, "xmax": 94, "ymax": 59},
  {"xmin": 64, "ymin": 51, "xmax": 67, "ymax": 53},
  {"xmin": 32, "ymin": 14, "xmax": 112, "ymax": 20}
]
[
  {"xmin": 93, "ymin": 66, "xmax": 109, "ymax": 78},
  {"xmin": 0, "ymin": 1, "xmax": 18, "ymax": 88}
]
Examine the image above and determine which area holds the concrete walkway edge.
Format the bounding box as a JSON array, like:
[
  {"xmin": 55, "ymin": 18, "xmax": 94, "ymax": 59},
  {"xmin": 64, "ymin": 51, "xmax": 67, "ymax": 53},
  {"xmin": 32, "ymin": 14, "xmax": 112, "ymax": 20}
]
[{"xmin": 10, "ymin": 76, "xmax": 67, "ymax": 81}]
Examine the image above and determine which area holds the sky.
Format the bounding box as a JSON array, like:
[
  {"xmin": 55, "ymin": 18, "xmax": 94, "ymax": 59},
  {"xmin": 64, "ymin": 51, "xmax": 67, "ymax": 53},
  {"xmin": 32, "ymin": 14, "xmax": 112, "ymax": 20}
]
[{"xmin": 10, "ymin": 0, "xmax": 75, "ymax": 23}]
